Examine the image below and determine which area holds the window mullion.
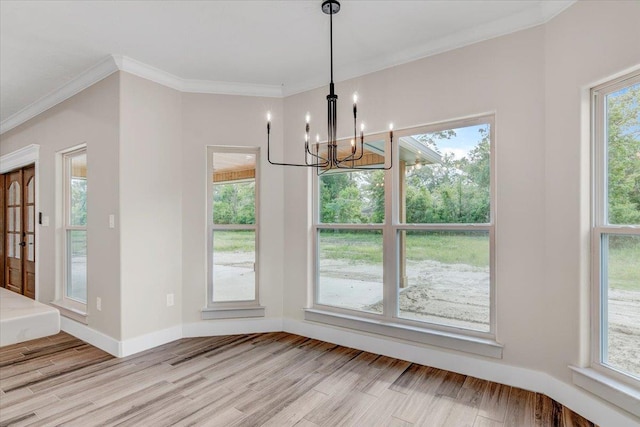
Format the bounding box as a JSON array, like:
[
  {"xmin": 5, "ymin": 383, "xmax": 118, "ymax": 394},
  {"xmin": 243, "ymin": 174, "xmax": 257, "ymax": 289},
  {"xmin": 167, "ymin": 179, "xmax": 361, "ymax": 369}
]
[{"xmin": 383, "ymin": 132, "xmax": 398, "ymax": 320}]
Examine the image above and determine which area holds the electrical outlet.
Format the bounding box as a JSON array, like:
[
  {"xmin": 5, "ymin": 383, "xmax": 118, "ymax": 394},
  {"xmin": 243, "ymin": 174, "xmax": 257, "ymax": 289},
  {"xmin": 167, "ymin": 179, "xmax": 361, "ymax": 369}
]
[
  {"xmin": 96, "ymin": 297, "xmax": 102, "ymax": 311},
  {"xmin": 166, "ymin": 293, "xmax": 174, "ymax": 307}
]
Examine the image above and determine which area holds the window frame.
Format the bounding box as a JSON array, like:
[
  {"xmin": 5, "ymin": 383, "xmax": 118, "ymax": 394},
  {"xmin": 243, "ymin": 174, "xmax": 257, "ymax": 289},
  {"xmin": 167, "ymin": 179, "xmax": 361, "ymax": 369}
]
[
  {"xmin": 310, "ymin": 115, "xmax": 498, "ymax": 353},
  {"xmin": 204, "ymin": 146, "xmax": 264, "ymax": 318},
  {"xmin": 59, "ymin": 145, "xmax": 88, "ymax": 315},
  {"xmin": 591, "ymin": 72, "xmax": 640, "ymax": 387}
]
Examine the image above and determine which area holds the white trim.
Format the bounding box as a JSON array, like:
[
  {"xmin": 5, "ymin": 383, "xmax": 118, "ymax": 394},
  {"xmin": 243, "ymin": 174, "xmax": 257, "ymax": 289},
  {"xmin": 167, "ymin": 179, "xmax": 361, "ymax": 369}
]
[
  {"xmin": 206, "ymin": 146, "xmax": 261, "ymax": 307},
  {"xmin": 61, "ymin": 317, "xmax": 183, "ymax": 357},
  {"xmin": 0, "ymin": 144, "xmax": 40, "ymax": 173},
  {"xmin": 55, "ymin": 315, "xmax": 640, "ymax": 425},
  {"xmin": 60, "ymin": 147, "xmax": 88, "ymax": 312},
  {"xmin": 304, "ymin": 308, "xmax": 502, "ymax": 359},
  {"xmin": 0, "ymin": 0, "xmax": 575, "ymax": 135},
  {"xmin": 280, "ymin": 2, "xmax": 577, "ymax": 97},
  {"xmin": 61, "ymin": 316, "xmax": 120, "ymax": 356},
  {"xmin": 183, "ymin": 318, "xmax": 283, "ymax": 337},
  {"xmin": 590, "ymin": 72, "xmax": 640, "ymax": 396},
  {"xmin": 112, "ymin": 55, "xmax": 183, "ymax": 92},
  {"xmin": 120, "ymin": 325, "xmax": 183, "ymax": 357},
  {"xmin": 201, "ymin": 306, "xmax": 266, "ymax": 320},
  {"xmin": 283, "ymin": 318, "xmax": 640, "ymax": 427},
  {"xmin": 1, "ymin": 55, "xmax": 283, "ymax": 135},
  {"xmin": 51, "ymin": 300, "xmax": 88, "ymax": 324},
  {"xmin": 571, "ymin": 366, "xmax": 640, "ymax": 419},
  {"xmin": 0, "ymin": 57, "xmax": 119, "ymax": 134}
]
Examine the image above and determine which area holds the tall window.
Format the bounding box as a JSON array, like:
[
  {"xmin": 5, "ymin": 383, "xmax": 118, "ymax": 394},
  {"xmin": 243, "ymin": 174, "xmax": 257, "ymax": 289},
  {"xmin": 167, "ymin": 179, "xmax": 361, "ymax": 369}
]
[
  {"xmin": 207, "ymin": 147, "xmax": 259, "ymax": 308},
  {"xmin": 63, "ymin": 148, "xmax": 87, "ymax": 307},
  {"xmin": 592, "ymin": 72, "xmax": 640, "ymax": 382},
  {"xmin": 314, "ymin": 116, "xmax": 495, "ymax": 339}
]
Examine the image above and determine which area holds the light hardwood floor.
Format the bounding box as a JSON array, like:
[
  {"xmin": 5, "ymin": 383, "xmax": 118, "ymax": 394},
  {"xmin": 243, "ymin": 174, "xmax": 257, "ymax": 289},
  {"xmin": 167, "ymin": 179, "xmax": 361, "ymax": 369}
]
[{"xmin": 0, "ymin": 332, "xmax": 597, "ymax": 426}]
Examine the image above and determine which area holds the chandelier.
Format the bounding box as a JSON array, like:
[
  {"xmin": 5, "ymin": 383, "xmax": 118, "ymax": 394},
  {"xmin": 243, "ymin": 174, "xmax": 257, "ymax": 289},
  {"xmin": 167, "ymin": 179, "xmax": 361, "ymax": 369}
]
[{"xmin": 266, "ymin": 0, "xmax": 393, "ymax": 173}]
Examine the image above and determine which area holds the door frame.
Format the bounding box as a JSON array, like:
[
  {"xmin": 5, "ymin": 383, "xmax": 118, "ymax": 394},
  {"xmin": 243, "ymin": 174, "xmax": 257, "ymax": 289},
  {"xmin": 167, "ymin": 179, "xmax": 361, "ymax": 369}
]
[{"xmin": 1, "ymin": 144, "xmax": 40, "ymax": 299}]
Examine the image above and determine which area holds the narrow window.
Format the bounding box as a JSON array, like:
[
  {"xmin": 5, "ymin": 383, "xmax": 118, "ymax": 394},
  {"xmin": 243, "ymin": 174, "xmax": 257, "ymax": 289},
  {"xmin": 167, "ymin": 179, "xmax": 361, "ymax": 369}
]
[
  {"xmin": 63, "ymin": 148, "xmax": 87, "ymax": 308},
  {"xmin": 207, "ymin": 147, "xmax": 260, "ymax": 308},
  {"xmin": 593, "ymin": 72, "xmax": 640, "ymax": 382}
]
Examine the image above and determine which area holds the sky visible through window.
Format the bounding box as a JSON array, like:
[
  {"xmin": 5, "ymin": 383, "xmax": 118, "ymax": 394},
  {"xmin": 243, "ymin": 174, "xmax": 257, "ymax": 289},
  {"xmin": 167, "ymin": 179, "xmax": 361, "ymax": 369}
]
[{"xmin": 428, "ymin": 124, "xmax": 487, "ymax": 160}]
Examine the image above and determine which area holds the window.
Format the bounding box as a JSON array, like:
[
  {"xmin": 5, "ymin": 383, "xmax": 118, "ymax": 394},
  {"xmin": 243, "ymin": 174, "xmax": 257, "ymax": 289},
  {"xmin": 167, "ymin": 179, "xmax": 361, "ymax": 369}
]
[
  {"xmin": 62, "ymin": 148, "xmax": 87, "ymax": 310},
  {"xmin": 205, "ymin": 147, "xmax": 263, "ymax": 318},
  {"xmin": 312, "ymin": 116, "xmax": 496, "ymax": 349},
  {"xmin": 592, "ymin": 72, "xmax": 640, "ymax": 383}
]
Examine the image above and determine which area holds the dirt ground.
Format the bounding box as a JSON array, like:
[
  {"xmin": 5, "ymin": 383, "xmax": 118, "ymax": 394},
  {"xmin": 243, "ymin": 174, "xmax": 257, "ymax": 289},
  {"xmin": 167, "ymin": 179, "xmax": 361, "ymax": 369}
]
[
  {"xmin": 219, "ymin": 252, "xmax": 640, "ymax": 377},
  {"xmin": 319, "ymin": 258, "xmax": 640, "ymax": 376},
  {"xmin": 607, "ymin": 289, "xmax": 640, "ymax": 377}
]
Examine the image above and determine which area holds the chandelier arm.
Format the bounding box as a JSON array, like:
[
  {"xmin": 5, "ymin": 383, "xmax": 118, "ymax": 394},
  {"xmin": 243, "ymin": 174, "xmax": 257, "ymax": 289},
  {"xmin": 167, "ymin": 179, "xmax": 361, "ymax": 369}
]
[
  {"xmin": 333, "ymin": 130, "xmax": 393, "ymax": 170},
  {"xmin": 305, "ymin": 145, "xmax": 330, "ymax": 165},
  {"xmin": 267, "ymin": 128, "xmax": 330, "ymax": 168}
]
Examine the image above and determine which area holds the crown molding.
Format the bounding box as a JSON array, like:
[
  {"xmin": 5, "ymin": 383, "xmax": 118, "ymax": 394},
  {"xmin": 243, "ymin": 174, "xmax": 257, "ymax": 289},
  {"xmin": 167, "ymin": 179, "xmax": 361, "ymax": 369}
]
[
  {"xmin": 1, "ymin": 54, "xmax": 284, "ymax": 135},
  {"xmin": 1, "ymin": 0, "xmax": 574, "ymax": 135},
  {"xmin": 281, "ymin": 0, "xmax": 577, "ymax": 97},
  {"xmin": 0, "ymin": 56, "xmax": 119, "ymax": 135}
]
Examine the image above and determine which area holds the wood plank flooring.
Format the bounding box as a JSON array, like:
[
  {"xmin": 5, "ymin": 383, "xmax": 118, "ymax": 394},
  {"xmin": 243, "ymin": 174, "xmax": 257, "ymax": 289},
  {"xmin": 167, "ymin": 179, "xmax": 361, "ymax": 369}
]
[{"xmin": 0, "ymin": 332, "xmax": 597, "ymax": 427}]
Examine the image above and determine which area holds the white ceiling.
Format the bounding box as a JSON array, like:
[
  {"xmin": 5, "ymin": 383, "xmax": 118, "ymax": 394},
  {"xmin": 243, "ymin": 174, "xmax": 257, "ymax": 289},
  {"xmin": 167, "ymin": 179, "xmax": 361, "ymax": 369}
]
[{"xmin": 0, "ymin": 0, "xmax": 575, "ymax": 129}]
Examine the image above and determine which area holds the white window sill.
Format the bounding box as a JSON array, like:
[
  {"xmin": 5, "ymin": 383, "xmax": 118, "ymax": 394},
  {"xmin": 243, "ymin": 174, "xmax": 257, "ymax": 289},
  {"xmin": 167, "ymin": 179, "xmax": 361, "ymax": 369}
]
[
  {"xmin": 570, "ymin": 366, "xmax": 640, "ymax": 418},
  {"xmin": 51, "ymin": 300, "xmax": 88, "ymax": 324},
  {"xmin": 201, "ymin": 305, "xmax": 265, "ymax": 320},
  {"xmin": 304, "ymin": 308, "xmax": 502, "ymax": 359}
]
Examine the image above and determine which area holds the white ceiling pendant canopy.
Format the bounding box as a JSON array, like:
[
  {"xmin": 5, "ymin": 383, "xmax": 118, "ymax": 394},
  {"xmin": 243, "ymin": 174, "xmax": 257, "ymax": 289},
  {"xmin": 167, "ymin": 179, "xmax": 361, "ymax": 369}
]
[{"xmin": 266, "ymin": 0, "xmax": 393, "ymax": 174}]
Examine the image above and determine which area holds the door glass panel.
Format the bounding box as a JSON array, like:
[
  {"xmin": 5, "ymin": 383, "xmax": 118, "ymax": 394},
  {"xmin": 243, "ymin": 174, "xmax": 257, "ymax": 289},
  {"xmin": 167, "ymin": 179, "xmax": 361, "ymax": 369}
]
[
  {"xmin": 212, "ymin": 230, "xmax": 256, "ymax": 302},
  {"xmin": 27, "ymin": 178, "xmax": 34, "ymax": 203},
  {"xmin": 8, "ymin": 207, "xmax": 14, "ymax": 232},
  {"xmin": 9, "ymin": 181, "xmax": 19, "ymax": 205},
  {"xmin": 8, "ymin": 234, "xmax": 14, "ymax": 258},
  {"xmin": 67, "ymin": 230, "xmax": 87, "ymax": 303},
  {"xmin": 28, "ymin": 235, "xmax": 35, "ymax": 262},
  {"xmin": 28, "ymin": 206, "xmax": 34, "ymax": 232},
  {"xmin": 15, "ymin": 206, "xmax": 21, "ymax": 232}
]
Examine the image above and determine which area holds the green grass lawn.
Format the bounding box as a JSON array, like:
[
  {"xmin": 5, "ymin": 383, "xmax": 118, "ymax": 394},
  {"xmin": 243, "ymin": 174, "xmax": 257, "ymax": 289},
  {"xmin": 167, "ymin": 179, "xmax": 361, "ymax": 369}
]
[
  {"xmin": 318, "ymin": 230, "xmax": 489, "ymax": 267},
  {"xmin": 213, "ymin": 230, "xmax": 255, "ymax": 252},
  {"xmin": 212, "ymin": 230, "xmax": 639, "ymax": 291},
  {"xmin": 608, "ymin": 236, "xmax": 640, "ymax": 291}
]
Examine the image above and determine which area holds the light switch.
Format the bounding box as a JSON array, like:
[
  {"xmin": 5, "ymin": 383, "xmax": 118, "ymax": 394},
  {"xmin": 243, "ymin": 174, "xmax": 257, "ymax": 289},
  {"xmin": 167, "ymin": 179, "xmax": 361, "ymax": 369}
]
[
  {"xmin": 41, "ymin": 216, "xmax": 50, "ymax": 227},
  {"xmin": 109, "ymin": 214, "xmax": 115, "ymax": 228}
]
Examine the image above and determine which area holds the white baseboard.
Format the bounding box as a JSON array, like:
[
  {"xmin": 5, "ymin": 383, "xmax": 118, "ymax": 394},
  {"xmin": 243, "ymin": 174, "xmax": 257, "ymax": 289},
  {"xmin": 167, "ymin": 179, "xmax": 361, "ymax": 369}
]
[
  {"xmin": 120, "ymin": 325, "xmax": 183, "ymax": 357},
  {"xmin": 61, "ymin": 316, "xmax": 638, "ymax": 426},
  {"xmin": 183, "ymin": 318, "xmax": 283, "ymax": 337},
  {"xmin": 282, "ymin": 319, "xmax": 640, "ymax": 427},
  {"xmin": 61, "ymin": 317, "xmax": 121, "ymax": 356},
  {"xmin": 61, "ymin": 318, "xmax": 183, "ymax": 357}
]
